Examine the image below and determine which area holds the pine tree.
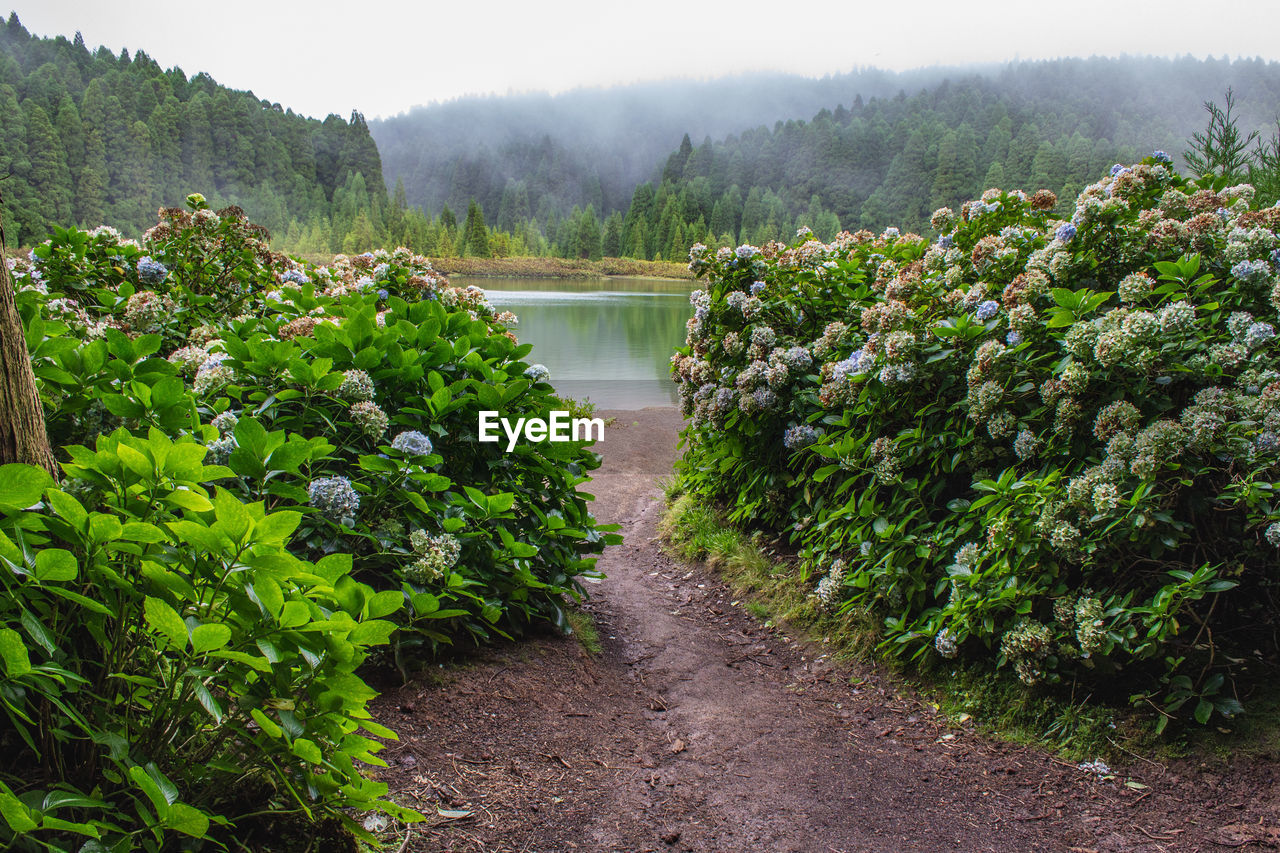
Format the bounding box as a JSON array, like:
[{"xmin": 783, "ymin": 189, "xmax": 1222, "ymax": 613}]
[
  {"xmin": 77, "ymin": 127, "xmax": 109, "ymax": 226},
  {"xmin": 22, "ymin": 101, "xmax": 73, "ymax": 234},
  {"xmin": 462, "ymin": 199, "xmax": 489, "ymax": 257},
  {"xmin": 601, "ymin": 211, "xmax": 624, "ymax": 257}
]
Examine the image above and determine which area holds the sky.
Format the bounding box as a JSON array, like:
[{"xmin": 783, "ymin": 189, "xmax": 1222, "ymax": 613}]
[{"xmin": 10, "ymin": 0, "xmax": 1280, "ymax": 120}]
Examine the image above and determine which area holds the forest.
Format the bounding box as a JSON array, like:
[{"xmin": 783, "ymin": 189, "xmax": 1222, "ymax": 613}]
[
  {"xmin": 5, "ymin": 13, "xmax": 1280, "ymax": 263},
  {"xmin": 0, "ymin": 14, "xmax": 384, "ymax": 249}
]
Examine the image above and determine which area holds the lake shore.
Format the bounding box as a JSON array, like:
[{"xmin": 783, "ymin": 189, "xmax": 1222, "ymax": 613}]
[{"xmin": 429, "ymin": 255, "xmax": 693, "ymax": 280}]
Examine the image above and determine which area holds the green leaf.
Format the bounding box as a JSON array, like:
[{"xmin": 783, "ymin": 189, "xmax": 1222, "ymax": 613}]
[
  {"xmin": 128, "ymin": 766, "xmax": 169, "ymax": 818},
  {"xmin": 251, "ymin": 708, "xmax": 283, "ymax": 738},
  {"xmin": 166, "ymin": 488, "xmax": 213, "ymax": 512},
  {"xmin": 366, "ymin": 589, "xmax": 404, "ymax": 619},
  {"xmin": 213, "ymin": 488, "xmax": 251, "ymax": 542},
  {"xmin": 0, "ymin": 791, "xmax": 37, "ymax": 833},
  {"xmin": 0, "ymin": 464, "xmax": 51, "ymax": 511},
  {"xmin": 0, "ymin": 629, "xmax": 32, "ymax": 677},
  {"xmin": 88, "ymin": 513, "xmax": 123, "ymax": 545},
  {"xmin": 20, "ymin": 611, "xmax": 56, "ymax": 655},
  {"xmin": 1194, "ymin": 698, "xmax": 1214, "ymax": 725},
  {"xmin": 164, "ymin": 802, "xmax": 209, "ymax": 838},
  {"xmin": 116, "ymin": 443, "xmax": 153, "ymax": 478},
  {"xmin": 34, "ymin": 549, "xmax": 78, "ymax": 582},
  {"xmin": 349, "ymin": 619, "xmax": 396, "ymax": 646},
  {"xmin": 253, "ymin": 578, "xmax": 284, "ymax": 618},
  {"xmin": 279, "ymin": 600, "xmax": 312, "ymax": 628},
  {"xmin": 121, "ymin": 521, "xmax": 167, "ymax": 543},
  {"xmin": 144, "ymin": 597, "xmax": 188, "ymax": 650},
  {"xmin": 46, "ymin": 489, "xmax": 88, "ymax": 530},
  {"xmin": 291, "ymin": 738, "xmax": 323, "ymax": 765},
  {"xmin": 253, "ymin": 511, "xmax": 301, "ymax": 545},
  {"xmin": 191, "ymin": 623, "xmax": 232, "ymax": 653}
]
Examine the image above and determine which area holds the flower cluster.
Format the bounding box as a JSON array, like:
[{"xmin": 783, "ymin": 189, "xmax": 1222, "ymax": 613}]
[
  {"xmin": 308, "ymin": 476, "xmax": 360, "ymax": 523},
  {"xmin": 136, "ymin": 256, "xmax": 169, "ymax": 285},
  {"xmin": 349, "ymin": 401, "xmax": 389, "ymax": 439},
  {"xmin": 391, "ymin": 430, "xmax": 434, "ymax": 455},
  {"xmin": 813, "ymin": 559, "xmax": 847, "ymax": 611},
  {"xmin": 404, "ymin": 530, "xmax": 462, "ymax": 584},
  {"xmin": 338, "ymin": 369, "xmax": 375, "ymax": 402},
  {"xmin": 123, "ymin": 290, "xmax": 175, "ymax": 334}
]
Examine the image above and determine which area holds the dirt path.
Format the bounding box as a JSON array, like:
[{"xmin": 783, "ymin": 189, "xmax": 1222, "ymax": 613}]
[{"xmin": 372, "ymin": 408, "xmax": 1280, "ymax": 853}]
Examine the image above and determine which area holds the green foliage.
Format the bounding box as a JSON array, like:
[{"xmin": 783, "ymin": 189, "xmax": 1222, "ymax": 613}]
[
  {"xmin": 1184, "ymin": 89, "xmax": 1259, "ymax": 185},
  {"xmin": 0, "ymin": 440, "xmax": 421, "ymax": 849},
  {"xmin": 672, "ymin": 156, "xmax": 1280, "ymax": 730},
  {"xmin": 5, "ymin": 199, "xmax": 618, "ymax": 845}
]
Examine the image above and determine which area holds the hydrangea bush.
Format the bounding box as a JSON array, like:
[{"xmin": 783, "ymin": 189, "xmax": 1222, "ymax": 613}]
[
  {"xmin": 3, "ymin": 198, "xmax": 615, "ymax": 846},
  {"xmin": 673, "ymin": 157, "xmax": 1280, "ymax": 726},
  {"xmin": 13, "ymin": 196, "xmax": 612, "ymax": 650}
]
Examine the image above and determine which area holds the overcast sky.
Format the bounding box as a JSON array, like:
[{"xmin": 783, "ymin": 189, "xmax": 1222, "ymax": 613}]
[{"xmin": 10, "ymin": 0, "xmax": 1280, "ymax": 120}]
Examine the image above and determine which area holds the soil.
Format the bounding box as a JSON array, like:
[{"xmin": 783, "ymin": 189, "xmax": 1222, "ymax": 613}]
[{"xmin": 370, "ymin": 407, "xmax": 1280, "ymax": 853}]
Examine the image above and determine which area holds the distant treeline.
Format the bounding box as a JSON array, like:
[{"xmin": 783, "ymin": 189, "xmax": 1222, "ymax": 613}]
[
  {"xmin": 376, "ymin": 56, "xmax": 1280, "ymax": 260},
  {"xmin": 8, "ymin": 16, "xmax": 1280, "ymax": 264},
  {"xmin": 621, "ymin": 62, "xmax": 1280, "ymax": 252},
  {"xmin": 0, "ymin": 14, "xmax": 385, "ymax": 247}
]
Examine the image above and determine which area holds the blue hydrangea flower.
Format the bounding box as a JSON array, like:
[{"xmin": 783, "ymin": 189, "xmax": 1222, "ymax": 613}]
[
  {"xmin": 282, "ymin": 269, "xmax": 309, "ymax": 285},
  {"xmin": 373, "ymin": 263, "xmax": 390, "ymax": 280},
  {"xmin": 938, "ymin": 235, "xmax": 954, "ymax": 249},
  {"xmin": 377, "ymin": 288, "xmax": 389, "ymax": 300},
  {"xmin": 735, "ymin": 244, "xmax": 760, "ymax": 260},
  {"xmin": 1110, "ymin": 164, "xmax": 1126, "ymax": 176},
  {"xmin": 391, "ymin": 430, "xmax": 434, "ymax": 456},
  {"xmin": 206, "ymin": 436, "xmax": 236, "ymax": 466},
  {"xmin": 832, "ymin": 350, "xmax": 871, "ymax": 381},
  {"xmin": 524, "ymin": 364, "xmax": 551, "ymax": 382},
  {"xmin": 976, "ymin": 300, "xmax": 1000, "ymax": 321},
  {"xmin": 783, "ymin": 423, "xmax": 823, "ymax": 450},
  {"xmin": 1232, "ymin": 259, "xmax": 1271, "ymax": 284},
  {"xmin": 1152, "ymin": 150, "xmax": 1172, "ymax": 163},
  {"xmin": 1216, "ymin": 207, "xmax": 1231, "ymax": 221},
  {"xmin": 356, "ymin": 276, "xmax": 374, "ymax": 291},
  {"xmin": 751, "ymin": 281, "xmax": 767, "ymax": 295},
  {"xmin": 1245, "ymin": 321, "xmax": 1275, "ymax": 350},
  {"xmin": 1055, "ymin": 224, "xmax": 1077, "ymax": 242},
  {"xmin": 137, "ymin": 256, "xmax": 168, "ymax": 285},
  {"xmin": 1272, "ymin": 248, "xmax": 1280, "ymax": 268},
  {"xmin": 308, "ymin": 476, "xmax": 360, "ymax": 522},
  {"xmin": 1006, "ymin": 330, "xmax": 1023, "ymax": 346}
]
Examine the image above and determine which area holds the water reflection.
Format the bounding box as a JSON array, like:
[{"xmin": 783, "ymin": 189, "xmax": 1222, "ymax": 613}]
[{"xmin": 464, "ymin": 277, "xmax": 693, "ymax": 409}]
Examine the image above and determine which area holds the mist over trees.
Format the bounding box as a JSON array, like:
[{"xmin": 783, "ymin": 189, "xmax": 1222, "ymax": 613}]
[
  {"xmin": 6, "ymin": 12, "xmax": 1280, "ymax": 265},
  {"xmin": 375, "ymin": 56, "xmax": 1280, "ymax": 258},
  {"xmin": 0, "ymin": 13, "xmax": 384, "ymax": 247}
]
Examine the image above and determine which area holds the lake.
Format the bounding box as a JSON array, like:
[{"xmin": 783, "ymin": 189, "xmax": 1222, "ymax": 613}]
[{"xmin": 461, "ymin": 277, "xmax": 693, "ymax": 410}]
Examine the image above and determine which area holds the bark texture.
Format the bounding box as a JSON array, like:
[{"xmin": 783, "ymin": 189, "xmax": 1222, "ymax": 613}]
[{"xmin": 0, "ymin": 193, "xmax": 58, "ymax": 476}]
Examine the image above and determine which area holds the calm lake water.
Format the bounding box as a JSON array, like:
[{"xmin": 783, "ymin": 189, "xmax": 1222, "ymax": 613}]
[{"xmin": 463, "ymin": 277, "xmax": 693, "ymax": 409}]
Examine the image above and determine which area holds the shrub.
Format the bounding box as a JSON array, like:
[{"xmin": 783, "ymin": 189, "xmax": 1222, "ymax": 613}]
[
  {"xmin": 13, "ymin": 197, "xmax": 614, "ymax": 656},
  {"xmin": 673, "ymin": 158, "xmax": 1280, "ymax": 727},
  {"xmin": 0, "ymin": 441, "xmax": 417, "ymax": 849},
  {"xmin": 2, "ymin": 198, "xmax": 616, "ymax": 846}
]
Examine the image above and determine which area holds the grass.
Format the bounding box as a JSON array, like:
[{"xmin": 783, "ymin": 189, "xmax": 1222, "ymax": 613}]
[
  {"xmin": 654, "ymin": 486, "xmax": 1244, "ymax": 766},
  {"xmin": 565, "ymin": 607, "xmax": 603, "ymax": 656}
]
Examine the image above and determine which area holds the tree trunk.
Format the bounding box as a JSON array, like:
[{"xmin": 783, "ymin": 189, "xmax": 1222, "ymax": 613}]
[{"xmin": 0, "ymin": 191, "xmax": 58, "ymax": 476}]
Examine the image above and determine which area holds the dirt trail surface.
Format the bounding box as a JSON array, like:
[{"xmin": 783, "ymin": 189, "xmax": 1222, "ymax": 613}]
[{"xmin": 372, "ymin": 408, "xmax": 1280, "ymax": 853}]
